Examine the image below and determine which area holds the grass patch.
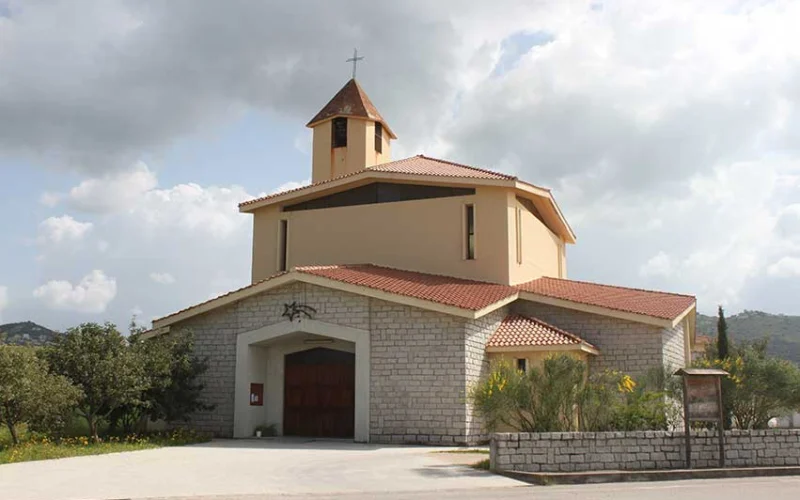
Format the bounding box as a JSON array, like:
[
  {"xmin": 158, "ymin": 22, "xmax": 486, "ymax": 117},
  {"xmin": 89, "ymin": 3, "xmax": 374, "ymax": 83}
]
[
  {"xmin": 471, "ymin": 458, "xmax": 491, "ymax": 470},
  {"xmin": 0, "ymin": 427, "xmax": 210, "ymax": 465},
  {"xmin": 431, "ymin": 448, "xmax": 490, "ymax": 454}
]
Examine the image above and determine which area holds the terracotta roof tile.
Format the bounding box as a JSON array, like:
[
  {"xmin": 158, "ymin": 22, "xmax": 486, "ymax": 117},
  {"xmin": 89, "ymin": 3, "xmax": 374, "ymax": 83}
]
[
  {"xmin": 238, "ymin": 155, "xmax": 516, "ymax": 208},
  {"xmin": 517, "ymin": 277, "xmax": 695, "ymax": 321},
  {"xmin": 296, "ymin": 264, "xmax": 517, "ymax": 311},
  {"xmin": 486, "ymin": 314, "xmax": 594, "ymax": 349},
  {"xmin": 306, "ymin": 79, "xmax": 386, "ymax": 127},
  {"xmin": 154, "ymin": 266, "xmax": 695, "ymax": 328}
]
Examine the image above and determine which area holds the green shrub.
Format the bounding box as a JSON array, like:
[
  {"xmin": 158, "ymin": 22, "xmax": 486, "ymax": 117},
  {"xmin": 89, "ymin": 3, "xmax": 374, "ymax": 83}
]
[{"xmin": 470, "ymin": 354, "xmax": 678, "ymax": 433}]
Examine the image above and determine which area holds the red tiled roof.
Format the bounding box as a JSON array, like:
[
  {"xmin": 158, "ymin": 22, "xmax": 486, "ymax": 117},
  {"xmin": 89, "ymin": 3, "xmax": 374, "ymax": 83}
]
[
  {"xmin": 238, "ymin": 155, "xmax": 518, "ymax": 208},
  {"xmin": 154, "ymin": 265, "xmax": 695, "ymax": 327},
  {"xmin": 306, "ymin": 79, "xmax": 387, "ymax": 127},
  {"xmin": 487, "ymin": 314, "xmax": 595, "ymax": 349},
  {"xmin": 296, "ymin": 264, "xmax": 517, "ymax": 311},
  {"xmin": 517, "ymin": 277, "xmax": 695, "ymax": 321}
]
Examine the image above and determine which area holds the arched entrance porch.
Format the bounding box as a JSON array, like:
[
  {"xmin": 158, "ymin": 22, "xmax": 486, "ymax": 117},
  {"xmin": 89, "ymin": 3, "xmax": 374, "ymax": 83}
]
[{"xmin": 233, "ymin": 319, "xmax": 370, "ymax": 441}]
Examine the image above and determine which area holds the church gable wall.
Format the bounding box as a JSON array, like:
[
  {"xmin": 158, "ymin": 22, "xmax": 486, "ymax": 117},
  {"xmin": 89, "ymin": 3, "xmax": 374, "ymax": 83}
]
[{"xmin": 169, "ymin": 282, "xmax": 370, "ymax": 437}]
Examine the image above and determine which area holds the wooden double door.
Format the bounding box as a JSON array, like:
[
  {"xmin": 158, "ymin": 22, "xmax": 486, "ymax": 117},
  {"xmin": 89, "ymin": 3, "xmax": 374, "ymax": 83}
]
[{"xmin": 283, "ymin": 347, "xmax": 355, "ymax": 438}]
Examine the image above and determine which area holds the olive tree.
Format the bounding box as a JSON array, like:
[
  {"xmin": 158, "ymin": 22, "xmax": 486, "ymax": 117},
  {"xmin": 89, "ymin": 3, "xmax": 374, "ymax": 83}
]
[
  {"xmin": 45, "ymin": 323, "xmax": 147, "ymax": 441},
  {"xmin": 0, "ymin": 345, "xmax": 81, "ymax": 444}
]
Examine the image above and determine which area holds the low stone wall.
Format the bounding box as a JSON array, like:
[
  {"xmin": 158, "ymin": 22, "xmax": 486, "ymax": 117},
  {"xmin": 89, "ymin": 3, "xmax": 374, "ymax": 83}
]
[{"xmin": 491, "ymin": 430, "xmax": 800, "ymax": 472}]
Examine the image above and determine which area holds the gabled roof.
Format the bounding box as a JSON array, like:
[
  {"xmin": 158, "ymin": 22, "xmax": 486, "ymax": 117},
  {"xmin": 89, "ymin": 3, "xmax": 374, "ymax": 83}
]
[
  {"xmin": 239, "ymin": 155, "xmax": 519, "ymax": 209},
  {"xmin": 151, "ymin": 264, "xmax": 696, "ymax": 331},
  {"xmin": 517, "ymin": 277, "xmax": 696, "ymax": 322},
  {"xmin": 306, "ymin": 79, "xmax": 396, "ymax": 138},
  {"xmin": 237, "ymin": 154, "xmax": 576, "ymax": 243},
  {"xmin": 486, "ymin": 314, "xmax": 598, "ymax": 354}
]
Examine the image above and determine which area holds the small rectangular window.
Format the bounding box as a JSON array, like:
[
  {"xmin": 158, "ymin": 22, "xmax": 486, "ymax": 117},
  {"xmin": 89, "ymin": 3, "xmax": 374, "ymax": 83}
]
[
  {"xmin": 516, "ymin": 358, "xmax": 527, "ymax": 372},
  {"xmin": 465, "ymin": 204, "xmax": 475, "ymax": 260},
  {"xmin": 332, "ymin": 117, "xmax": 347, "ymax": 148},
  {"xmin": 279, "ymin": 220, "xmax": 288, "ymax": 272},
  {"xmin": 515, "ymin": 207, "xmax": 522, "ymax": 264},
  {"xmin": 375, "ymin": 122, "xmax": 383, "ymax": 153}
]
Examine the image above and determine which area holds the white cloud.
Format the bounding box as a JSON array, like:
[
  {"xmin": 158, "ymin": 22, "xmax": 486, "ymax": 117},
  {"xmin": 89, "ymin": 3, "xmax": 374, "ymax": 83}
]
[
  {"xmin": 767, "ymin": 257, "xmax": 800, "ymax": 278},
  {"xmin": 39, "ymin": 192, "xmax": 62, "ymax": 207},
  {"xmin": 33, "ymin": 270, "xmax": 117, "ymax": 314},
  {"xmin": 0, "ymin": 286, "xmax": 8, "ymax": 323},
  {"xmin": 38, "ymin": 215, "xmax": 93, "ymax": 245},
  {"xmin": 271, "ymin": 178, "xmax": 311, "ymax": 195},
  {"xmin": 67, "ymin": 162, "xmax": 157, "ymax": 213},
  {"xmin": 149, "ymin": 272, "xmax": 176, "ymax": 285},
  {"xmin": 639, "ymin": 251, "xmax": 673, "ymax": 278}
]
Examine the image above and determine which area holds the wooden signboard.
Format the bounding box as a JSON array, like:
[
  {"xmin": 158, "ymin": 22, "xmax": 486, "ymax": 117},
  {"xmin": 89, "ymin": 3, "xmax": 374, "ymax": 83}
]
[
  {"xmin": 685, "ymin": 376, "xmax": 721, "ymax": 421},
  {"xmin": 675, "ymin": 368, "xmax": 728, "ymax": 469}
]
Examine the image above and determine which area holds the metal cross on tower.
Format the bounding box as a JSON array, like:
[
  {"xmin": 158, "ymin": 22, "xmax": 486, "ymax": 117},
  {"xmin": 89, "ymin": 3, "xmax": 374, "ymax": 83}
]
[{"xmin": 346, "ymin": 48, "xmax": 364, "ymax": 79}]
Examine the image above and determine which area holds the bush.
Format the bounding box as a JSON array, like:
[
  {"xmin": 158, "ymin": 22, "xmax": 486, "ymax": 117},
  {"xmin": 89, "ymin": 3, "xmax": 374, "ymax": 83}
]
[{"xmin": 470, "ymin": 354, "xmax": 677, "ymax": 433}]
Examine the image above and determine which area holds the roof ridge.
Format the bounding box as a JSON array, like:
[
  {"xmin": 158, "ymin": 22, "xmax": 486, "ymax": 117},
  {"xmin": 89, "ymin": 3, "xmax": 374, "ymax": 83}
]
[
  {"xmin": 506, "ymin": 313, "xmax": 595, "ymax": 347},
  {"xmin": 527, "ymin": 276, "xmax": 697, "ymax": 299}
]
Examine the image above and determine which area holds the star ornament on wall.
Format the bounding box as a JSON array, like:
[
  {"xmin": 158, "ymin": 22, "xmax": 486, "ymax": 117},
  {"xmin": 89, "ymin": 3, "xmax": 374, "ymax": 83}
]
[{"xmin": 282, "ymin": 301, "xmax": 317, "ymax": 322}]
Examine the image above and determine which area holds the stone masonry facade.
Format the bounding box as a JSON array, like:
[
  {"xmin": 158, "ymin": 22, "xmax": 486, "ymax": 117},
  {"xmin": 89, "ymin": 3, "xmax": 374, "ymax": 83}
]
[
  {"xmin": 511, "ymin": 300, "xmax": 686, "ymax": 377},
  {"xmin": 171, "ymin": 281, "xmax": 496, "ymax": 444},
  {"xmin": 492, "ymin": 429, "xmax": 800, "ymax": 472},
  {"xmin": 167, "ymin": 283, "xmax": 686, "ymax": 443}
]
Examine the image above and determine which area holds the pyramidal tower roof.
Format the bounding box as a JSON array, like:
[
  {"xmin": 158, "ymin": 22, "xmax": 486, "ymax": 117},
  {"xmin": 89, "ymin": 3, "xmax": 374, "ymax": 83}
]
[{"xmin": 306, "ymin": 79, "xmax": 396, "ymax": 138}]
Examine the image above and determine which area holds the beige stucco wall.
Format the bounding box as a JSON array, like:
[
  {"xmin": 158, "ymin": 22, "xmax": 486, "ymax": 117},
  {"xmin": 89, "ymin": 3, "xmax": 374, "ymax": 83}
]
[
  {"xmin": 507, "ymin": 196, "xmax": 566, "ymax": 285},
  {"xmin": 311, "ymin": 118, "xmax": 391, "ymax": 184},
  {"xmin": 487, "ymin": 349, "xmax": 590, "ymax": 368},
  {"xmin": 250, "ymin": 185, "xmax": 513, "ymax": 284}
]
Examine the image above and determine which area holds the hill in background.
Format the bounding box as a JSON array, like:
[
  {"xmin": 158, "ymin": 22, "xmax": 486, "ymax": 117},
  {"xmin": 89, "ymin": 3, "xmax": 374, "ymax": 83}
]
[
  {"xmin": 696, "ymin": 310, "xmax": 800, "ymax": 364},
  {"xmin": 0, "ymin": 321, "xmax": 58, "ymax": 346}
]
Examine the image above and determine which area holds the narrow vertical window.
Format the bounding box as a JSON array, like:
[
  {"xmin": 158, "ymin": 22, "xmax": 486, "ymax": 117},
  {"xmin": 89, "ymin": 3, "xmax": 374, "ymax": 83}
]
[
  {"xmin": 332, "ymin": 117, "xmax": 347, "ymax": 148},
  {"xmin": 515, "ymin": 207, "xmax": 522, "ymax": 264},
  {"xmin": 279, "ymin": 219, "xmax": 288, "ymax": 272},
  {"xmin": 374, "ymin": 122, "xmax": 383, "ymax": 153},
  {"xmin": 516, "ymin": 358, "xmax": 527, "ymax": 372},
  {"xmin": 465, "ymin": 204, "xmax": 475, "ymax": 260}
]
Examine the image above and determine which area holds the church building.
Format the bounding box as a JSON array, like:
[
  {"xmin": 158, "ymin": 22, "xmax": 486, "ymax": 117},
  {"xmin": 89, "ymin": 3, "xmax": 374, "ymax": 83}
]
[{"xmin": 147, "ymin": 79, "xmax": 697, "ymax": 445}]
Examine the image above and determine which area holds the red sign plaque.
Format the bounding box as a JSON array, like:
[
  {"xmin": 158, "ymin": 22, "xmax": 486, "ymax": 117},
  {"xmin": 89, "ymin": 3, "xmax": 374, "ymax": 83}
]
[{"xmin": 249, "ymin": 383, "xmax": 264, "ymax": 406}]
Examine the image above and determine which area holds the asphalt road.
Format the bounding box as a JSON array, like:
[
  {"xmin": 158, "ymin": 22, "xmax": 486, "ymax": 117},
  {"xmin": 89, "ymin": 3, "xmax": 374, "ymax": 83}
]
[{"xmin": 153, "ymin": 476, "xmax": 800, "ymax": 500}]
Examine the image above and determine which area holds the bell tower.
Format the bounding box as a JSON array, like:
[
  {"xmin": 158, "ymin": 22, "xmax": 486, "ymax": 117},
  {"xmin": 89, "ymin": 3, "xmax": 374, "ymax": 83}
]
[{"xmin": 306, "ymin": 79, "xmax": 396, "ymax": 184}]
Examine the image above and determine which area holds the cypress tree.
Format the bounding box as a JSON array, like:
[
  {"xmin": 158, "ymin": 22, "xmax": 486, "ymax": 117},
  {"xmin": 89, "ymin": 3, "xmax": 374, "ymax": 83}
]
[
  {"xmin": 716, "ymin": 305, "xmax": 733, "ymax": 429},
  {"xmin": 717, "ymin": 305, "xmax": 729, "ymax": 360}
]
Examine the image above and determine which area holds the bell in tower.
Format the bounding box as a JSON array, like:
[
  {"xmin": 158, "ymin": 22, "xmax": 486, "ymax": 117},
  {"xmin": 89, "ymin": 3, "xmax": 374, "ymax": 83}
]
[{"xmin": 306, "ymin": 78, "xmax": 396, "ymax": 183}]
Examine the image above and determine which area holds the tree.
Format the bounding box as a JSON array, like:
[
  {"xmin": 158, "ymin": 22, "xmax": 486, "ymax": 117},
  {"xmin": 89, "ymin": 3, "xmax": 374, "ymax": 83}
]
[
  {"xmin": 727, "ymin": 340, "xmax": 800, "ymax": 429},
  {"xmin": 717, "ymin": 305, "xmax": 730, "ymax": 360},
  {"xmin": 109, "ymin": 328, "xmax": 212, "ymax": 434},
  {"xmin": 0, "ymin": 345, "xmax": 81, "ymax": 444},
  {"xmin": 716, "ymin": 305, "xmax": 734, "ymax": 429},
  {"xmin": 44, "ymin": 323, "xmax": 147, "ymax": 441},
  {"xmin": 139, "ymin": 330, "xmax": 212, "ymax": 423}
]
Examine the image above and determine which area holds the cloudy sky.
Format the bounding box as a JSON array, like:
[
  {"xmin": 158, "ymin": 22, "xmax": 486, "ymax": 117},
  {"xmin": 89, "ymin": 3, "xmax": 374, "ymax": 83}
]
[{"xmin": 1, "ymin": 0, "xmax": 800, "ymax": 331}]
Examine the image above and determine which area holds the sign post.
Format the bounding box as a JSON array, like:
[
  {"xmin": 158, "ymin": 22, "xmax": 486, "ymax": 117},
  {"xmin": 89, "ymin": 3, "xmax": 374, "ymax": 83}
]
[{"xmin": 674, "ymin": 368, "xmax": 729, "ymax": 469}]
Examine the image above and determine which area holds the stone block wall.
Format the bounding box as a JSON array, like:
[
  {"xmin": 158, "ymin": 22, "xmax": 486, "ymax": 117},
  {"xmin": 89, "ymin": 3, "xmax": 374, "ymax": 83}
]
[
  {"xmin": 491, "ymin": 430, "xmax": 800, "ymax": 472},
  {"xmin": 368, "ymin": 300, "xmax": 470, "ymax": 445},
  {"xmin": 464, "ymin": 307, "xmax": 508, "ymax": 442},
  {"xmin": 512, "ymin": 301, "xmax": 674, "ymax": 376},
  {"xmin": 661, "ymin": 320, "xmax": 686, "ymax": 371},
  {"xmin": 170, "ymin": 282, "xmax": 481, "ymax": 444},
  {"xmin": 172, "ymin": 281, "xmax": 371, "ymax": 437}
]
